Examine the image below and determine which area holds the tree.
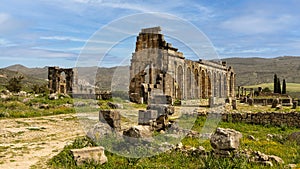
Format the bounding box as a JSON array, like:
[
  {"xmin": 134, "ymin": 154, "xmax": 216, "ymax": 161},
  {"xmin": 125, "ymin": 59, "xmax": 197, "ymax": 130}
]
[
  {"xmin": 32, "ymin": 84, "xmax": 49, "ymax": 94},
  {"xmin": 274, "ymin": 74, "xmax": 277, "ymax": 93},
  {"xmin": 6, "ymin": 76, "xmax": 24, "ymax": 93},
  {"xmin": 282, "ymin": 79, "xmax": 286, "ymax": 94},
  {"xmin": 277, "ymin": 78, "xmax": 281, "ymax": 94},
  {"xmin": 262, "ymin": 87, "xmax": 271, "ymax": 93}
]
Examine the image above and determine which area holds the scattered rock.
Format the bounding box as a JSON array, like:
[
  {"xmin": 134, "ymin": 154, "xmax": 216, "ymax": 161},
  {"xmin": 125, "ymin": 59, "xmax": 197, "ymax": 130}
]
[
  {"xmin": 62, "ymin": 103, "xmax": 73, "ymax": 108},
  {"xmin": 287, "ymin": 164, "xmax": 297, "ymax": 168},
  {"xmin": 210, "ymin": 128, "xmax": 242, "ymax": 150},
  {"xmin": 74, "ymin": 101, "xmax": 87, "ymax": 107},
  {"xmin": 0, "ymin": 94, "xmax": 9, "ymax": 99},
  {"xmin": 268, "ymin": 155, "xmax": 284, "ymax": 164},
  {"xmin": 39, "ymin": 104, "xmax": 49, "ymax": 109},
  {"xmin": 123, "ymin": 125, "xmax": 152, "ymax": 138},
  {"xmin": 247, "ymin": 135, "xmax": 256, "ymax": 140},
  {"xmin": 71, "ymin": 146, "xmax": 107, "ymax": 165},
  {"xmin": 187, "ymin": 130, "xmax": 200, "ymax": 138},
  {"xmin": 22, "ymin": 98, "xmax": 31, "ymax": 103},
  {"xmin": 48, "ymin": 93, "xmax": 58, "ymax": 100},
  {"xmin": 87, "ymin": 122, "xmax": 114, "ymax": 140},
  {"xmin": 147, "ymin": 104, "xmax": 174, "ymax": 116},
  {"xmin": 99, "ymin": 110, "xmax": 120, "ymax": 130},
  {"xmin": 107, "ymin": 102, "xmax": 123, "ymax": 109},
  {"xmin": 18, "ymin": 91, "xmax": 27, "ymax": 97}
]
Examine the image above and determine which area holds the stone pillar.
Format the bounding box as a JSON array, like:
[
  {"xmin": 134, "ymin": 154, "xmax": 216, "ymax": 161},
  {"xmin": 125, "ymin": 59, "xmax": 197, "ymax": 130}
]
[
  {"xmin": 237, "ymin": 86, "xmax": 240, "ymax": 99},
  {"xmin": 232, "ymin": 99, "xmax": 237, "ymax": 110},
  {"xmin": 241, "ymin": 87, "xmax": 244, "ymax": 97},
  {"xmin": 250, "ymin": 88, "xmax": 254, "ymax": 98}
]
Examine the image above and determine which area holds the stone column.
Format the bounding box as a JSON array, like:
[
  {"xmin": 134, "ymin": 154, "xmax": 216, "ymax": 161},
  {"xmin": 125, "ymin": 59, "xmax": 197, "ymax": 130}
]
[{"xmin": 237, "ymin": 86, "xmax": 240, "ymax": 99}]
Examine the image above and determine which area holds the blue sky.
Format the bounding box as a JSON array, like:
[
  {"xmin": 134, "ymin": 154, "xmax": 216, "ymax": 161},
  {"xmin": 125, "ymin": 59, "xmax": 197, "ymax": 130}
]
[{"xmin": 1, "ymin": 0, "xmax": 300, "ymax": 68}]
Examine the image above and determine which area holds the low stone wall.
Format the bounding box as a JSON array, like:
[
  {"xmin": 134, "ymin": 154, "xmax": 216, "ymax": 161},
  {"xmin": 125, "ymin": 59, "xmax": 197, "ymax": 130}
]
[{"xmin": 198, "ymin": 111, "xmax": 300, "ymax": 128}]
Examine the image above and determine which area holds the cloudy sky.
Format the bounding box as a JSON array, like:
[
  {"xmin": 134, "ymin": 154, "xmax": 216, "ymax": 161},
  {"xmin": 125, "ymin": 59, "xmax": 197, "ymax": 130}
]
[{"xmin": 1, "ymin": 0, "xmax": 300, "ymax": 68}]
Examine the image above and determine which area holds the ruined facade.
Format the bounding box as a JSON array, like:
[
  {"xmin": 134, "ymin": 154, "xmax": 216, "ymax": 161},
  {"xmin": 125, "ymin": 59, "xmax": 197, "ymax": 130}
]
[
  {"xmin": 129, "ymin": 27, "xmax": 235, "ymax": 104},
  {"xmin": 48, "ymin": 67, "xmax": 74, "ymax": 94}
]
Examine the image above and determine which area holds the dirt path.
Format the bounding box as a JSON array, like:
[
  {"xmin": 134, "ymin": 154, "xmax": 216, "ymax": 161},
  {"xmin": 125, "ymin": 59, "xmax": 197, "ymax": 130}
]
[{"xmin": 0, "ymin": 114, "xmax": 85, "ymax": 169}]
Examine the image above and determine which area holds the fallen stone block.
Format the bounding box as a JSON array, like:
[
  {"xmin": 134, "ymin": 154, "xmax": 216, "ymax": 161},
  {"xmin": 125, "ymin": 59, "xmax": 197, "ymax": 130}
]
[{"xmin": 71, "ymin": 146, "xmax": 107, "ymax": 165}]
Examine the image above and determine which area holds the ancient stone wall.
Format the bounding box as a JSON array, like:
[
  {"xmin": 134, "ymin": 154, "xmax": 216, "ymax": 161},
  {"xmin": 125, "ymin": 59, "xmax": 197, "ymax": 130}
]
[
  {"xmin": 199, "ymin": 112, "xmax": 300, "ymax": 127},
  {"xmin": 48, "ymin": 67, "xmax": 74, "ymax": 94},
  {"xmin": 129, "ymin": 27, "xmax": 235, "ymax": 104}
]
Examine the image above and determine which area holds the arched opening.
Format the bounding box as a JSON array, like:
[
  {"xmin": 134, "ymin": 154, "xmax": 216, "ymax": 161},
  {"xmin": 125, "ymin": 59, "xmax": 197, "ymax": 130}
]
[
  {"xmin": 230, "ymin": 72, "xmax": 234, "ymax": 97},
  {"xmin": 186, "ymin": 67, "xmax": 192, "ymax": 99},
  {"xmin": 194, "ymin": 69, "xmax": 199, "ymax": 99},
  {"xmin": 213, "ymin": 72, "xmax": 217, "ymax": 97},
  {"xmin": 219, "ymin": 74, "xmax": 222, "ymax": 98},
  {"xmin": 177, "ymin": 65, "xmax": 184, "ymax": 100},
  {"xmin": 207, "ymin": 72, "xmax": 212, "ymax": 97},
  {"xmin": 59, "ymin": 72, "xmax": 66, "ymax": 94},
  {"xmin": 201, "ymin": 70, "xmax": 206, "ymax": 98}
]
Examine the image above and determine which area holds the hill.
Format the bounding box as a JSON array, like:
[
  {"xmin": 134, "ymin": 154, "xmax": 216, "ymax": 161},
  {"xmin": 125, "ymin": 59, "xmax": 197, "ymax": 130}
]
[
  {"xmin": 223, "ymin": 56, "xmax": 300, "ymax": 87},
  {"xmin": 1, "ymin": 56, "xmax": 300, "ymax": 92}
]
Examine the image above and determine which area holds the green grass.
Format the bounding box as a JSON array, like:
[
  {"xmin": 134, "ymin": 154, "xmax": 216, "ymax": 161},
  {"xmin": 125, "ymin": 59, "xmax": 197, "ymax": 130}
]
[
  {"xmin": 47, "ymin": 116, "xmax": 300, "ymax": 169},
  {"xmin": 0, "ymin": 95, "xmax": 75, "ymax": 118}
]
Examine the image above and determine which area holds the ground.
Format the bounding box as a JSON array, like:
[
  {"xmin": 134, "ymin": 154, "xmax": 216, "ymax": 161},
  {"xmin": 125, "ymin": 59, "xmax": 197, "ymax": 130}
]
[{"xmin": 0, "ymin": 114, "xmax": 85, "ymax": 169}]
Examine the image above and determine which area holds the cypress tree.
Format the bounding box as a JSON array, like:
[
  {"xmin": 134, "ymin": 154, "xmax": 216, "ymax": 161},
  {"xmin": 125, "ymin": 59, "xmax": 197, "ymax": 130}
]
[
  {"xmin": 277, "ymin": 78, "xmax": 281, "ymax": 94},
  {"xmin": 282, "ymin": 79, "xmax": 286, "ymax": 94},
  {"xmin": 274, "ymin": 74, "xmax": 277, "ymax": 93}
]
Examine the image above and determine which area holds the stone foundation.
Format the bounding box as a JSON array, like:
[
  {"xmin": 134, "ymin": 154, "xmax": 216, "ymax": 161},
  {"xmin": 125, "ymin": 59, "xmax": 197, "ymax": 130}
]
[{"xmin": 199, "ymin": 111, "xmax": 300, "ymax": 127}]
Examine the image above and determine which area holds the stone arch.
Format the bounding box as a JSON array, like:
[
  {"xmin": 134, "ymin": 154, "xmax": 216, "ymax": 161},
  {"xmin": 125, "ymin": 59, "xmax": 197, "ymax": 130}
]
[
  {"xmin": 207, "ymin": 71, "xmax": 212, "ymax": 97},
  {"xmin": 177, "ymin": 65, "xmax": 184, "ymax": 100},
  {"xmin": 213, "ymin": 72, "xmax": 217, "ymax": 97},
  {"xmin": 186, "ymin": 67, "xmax": 192, "ymax": 99},
  {"xmin": 194, "ymin": 69, "xmax": 199, "ymax": 99},
  {"xmin": 224, "ymin": 73, "xmax": 227, "ymax": 97},
  {"xmin": 229, "ymin": 72, "xmax": 234, "ymax": 97},
  {"xmin": 219, "ymin": 73, "xmax": 222, "ymax": 98},
  {"xmin": 201, "ymin": 69, "xmax": 206, "ymax": 98}
]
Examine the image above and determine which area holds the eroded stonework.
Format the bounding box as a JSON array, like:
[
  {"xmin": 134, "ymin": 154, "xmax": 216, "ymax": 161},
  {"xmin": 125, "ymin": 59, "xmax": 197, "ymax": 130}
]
[
  {"xmin": 129, "ymin": 27, "xmax": 235, "ymax": 104},
  {"xmin": 48, "ymin": 67, "xmax": 74, "ymax": 94}
]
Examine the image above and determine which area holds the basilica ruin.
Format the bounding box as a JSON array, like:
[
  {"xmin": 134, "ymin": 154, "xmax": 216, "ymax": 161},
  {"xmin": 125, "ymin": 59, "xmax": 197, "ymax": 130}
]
[{"xmin": 129, "ymin": 27, "xmax": 235, "ymax": 104}]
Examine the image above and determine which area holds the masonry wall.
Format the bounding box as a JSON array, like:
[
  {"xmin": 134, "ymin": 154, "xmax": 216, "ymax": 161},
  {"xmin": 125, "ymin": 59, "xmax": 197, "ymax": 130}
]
[{"xmin": 198, "ymin": 112, "xmax": 300, "ymax": 128}]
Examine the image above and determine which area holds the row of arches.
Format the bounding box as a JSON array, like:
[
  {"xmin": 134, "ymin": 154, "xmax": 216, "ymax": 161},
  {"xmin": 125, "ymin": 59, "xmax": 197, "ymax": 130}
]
[{"xmin": 175, "ymin": 65, "xmax": 234, "ymax": 100}]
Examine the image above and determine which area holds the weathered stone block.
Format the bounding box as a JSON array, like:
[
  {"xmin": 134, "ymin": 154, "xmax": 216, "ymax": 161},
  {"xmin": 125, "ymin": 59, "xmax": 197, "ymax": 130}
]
[
  {"xmin": 99, "ymin": 110, "xmax": 120, "ymax": 129},
  {"xmin": 210, "ymin": 128, "xmax": 242, "ymax": 150},
  {"xmin": 71, "ymin": 146, "xmax": 107, "ymax": 165}
]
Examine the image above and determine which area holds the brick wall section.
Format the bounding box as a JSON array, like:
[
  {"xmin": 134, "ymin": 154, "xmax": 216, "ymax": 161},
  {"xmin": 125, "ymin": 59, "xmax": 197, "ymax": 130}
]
[{"xmin": 198, "ymin": 112, "xmax": 300, "ymax": 127}]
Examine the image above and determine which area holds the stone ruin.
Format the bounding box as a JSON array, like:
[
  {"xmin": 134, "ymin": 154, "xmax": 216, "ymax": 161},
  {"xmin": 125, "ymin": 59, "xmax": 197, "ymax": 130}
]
[
  {"xmin": 48, "ymin": 66, "xmax": 75, "ymax": 94},
  {"xmin": 237, "ymin": 86, "xmax": 293, "ymax": 108},
  {"xmin": 129, "ymin": 27, "xmax": 235, "ymax": 105}
]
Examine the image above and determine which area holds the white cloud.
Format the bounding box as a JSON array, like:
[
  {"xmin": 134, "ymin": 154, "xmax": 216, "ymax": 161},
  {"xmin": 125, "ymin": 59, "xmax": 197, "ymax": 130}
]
[
  {"xmin": 0, "ymin": 38, "xmax": 16, "ymax": 47},
  {"xmin": 0, "ymin": 13, "xmax": 24, "ymax": 34},
  {"xmin": 40, "ymin": 36, "xmax": 115, "ymax": 44},
  {"xmin": 221, "ymin": 14, "xmax": 294, "ymax": 34}
]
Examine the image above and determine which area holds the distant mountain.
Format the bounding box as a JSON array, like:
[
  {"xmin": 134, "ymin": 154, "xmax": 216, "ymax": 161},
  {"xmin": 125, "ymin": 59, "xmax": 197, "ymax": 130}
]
[
  {"xmin": 1, "ymin": 56, "xmax": 300, "ymax": 91},
  {"xmin": 5, "ymin": 64, "xmax": 48, "ymax": 80},
  {"xmin": 223, "ymin": 56, "xmax": 300, "ymax": 87}
]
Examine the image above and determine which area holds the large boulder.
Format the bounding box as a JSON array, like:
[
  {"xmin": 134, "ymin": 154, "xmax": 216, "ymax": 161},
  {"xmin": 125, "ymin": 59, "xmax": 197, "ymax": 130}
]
[
  {"xmin": 123, "ymin": 125, "xmax": 152, "ymax": 138},
  {"xmin": 210, "ymin": 128, "xmax": 242, "ymax": 150},
  {"xmin": 99, "ymin": 110, "xmax": 121, "ymax": 130},
  {"xmin": 71, "ymin": 146, "xmax": 107, "ymax": 165},
  {"xmin": 87, "ymin": 122, "xmax": 114, "ymax": 141}
]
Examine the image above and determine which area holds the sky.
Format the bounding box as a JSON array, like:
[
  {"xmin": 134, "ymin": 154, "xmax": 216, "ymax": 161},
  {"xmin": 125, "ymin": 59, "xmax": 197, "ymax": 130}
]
[{"xmin": 1, "ymin": 0, "xmax": 300, "ymax": 68}]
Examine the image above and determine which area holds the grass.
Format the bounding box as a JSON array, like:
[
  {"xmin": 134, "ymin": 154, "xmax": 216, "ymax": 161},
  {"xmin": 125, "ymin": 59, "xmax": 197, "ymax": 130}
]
[
  {"xmin": 0, "ymin": 94, "xmax": 75, "ymax": 118},
  {"xmin": 47, "ymin": 115, "xmax": 300, "ymax": 169}
]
